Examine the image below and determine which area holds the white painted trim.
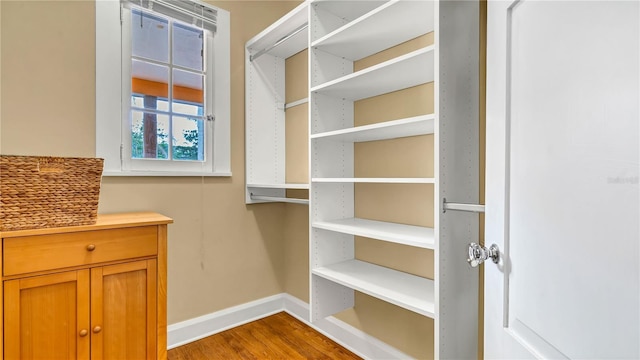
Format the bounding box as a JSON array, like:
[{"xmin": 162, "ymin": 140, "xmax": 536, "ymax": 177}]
[
  {"xmin": 102, "ymin": 170, "xmax": 232, "ymax": 177},
  {"xmin": 167, "ymin": 294, "xmax": 284, "ymax": 349},
  {"xmin": 95, "ymin": 0, "xmax": 122, "ymax": 173},
  {"xmin": 281, "ymin": 294, "xmax": 414, "ymax": 360},
  {"xmin": 167, "ymin": 293, "xmax": 414, "ymax": 360}
]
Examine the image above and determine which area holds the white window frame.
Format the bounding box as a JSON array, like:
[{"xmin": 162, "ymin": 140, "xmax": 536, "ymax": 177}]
[{"xmin": 96, "ymin": 0, "xmax": 231, "ymax": 177}]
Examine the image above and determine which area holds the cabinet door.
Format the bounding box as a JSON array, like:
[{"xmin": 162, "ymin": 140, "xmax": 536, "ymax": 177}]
[
  {"xmin": 4, "ymin": 270, "xmax": 91, "ymax": 360},
  {"xmin": 90, "ymin": 259, "xmax": 157, "ymax": 360}
]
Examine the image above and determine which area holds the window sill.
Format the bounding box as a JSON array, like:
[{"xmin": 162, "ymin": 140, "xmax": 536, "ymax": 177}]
[{"xmin": 102, "ymin": 170, "xmax": 232, "ymax": 177}]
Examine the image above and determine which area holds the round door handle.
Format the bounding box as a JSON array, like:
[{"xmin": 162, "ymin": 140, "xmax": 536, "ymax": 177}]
[
  {"xmin": 79, "ymin": 329, "xmax": 88, "ymax": 337},
  {"xmin": 467, "ymin": 243, "xmax": 499, "ymax": 267},
  {"xmin": 86, "ymin": 244, "xmax": 96, "ymax": 252},
  {"xmin": 93, "ymin": 326, "xmax": 102, "ymax": 334}
]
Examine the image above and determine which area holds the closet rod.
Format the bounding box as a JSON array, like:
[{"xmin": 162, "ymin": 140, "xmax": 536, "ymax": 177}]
[
  {"xmin": 442, "ymin": 198, "xmax": 485, "ymax": 213},
  {"xmin": 251, "ymin": 194, "xmax": 309, "ymax": 205},
  {"xmin": 250, "ymin": 23, "xmax": 308, "ymax": 62},
  {"xmin": 285, "ymin": 97, "xmax": 309, "ymax": 110}
]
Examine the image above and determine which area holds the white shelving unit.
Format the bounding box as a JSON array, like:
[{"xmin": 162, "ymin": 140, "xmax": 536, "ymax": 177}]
[
  {"xmin": 310, "ymin": 47, "xmax": 434, "ymax": 101},
  {"xmin": 309, "ymin": 1, "xmax": 480, "ymax": 359},
  {"xmin": 245, "ymin": 2, "xmax": 309, "ymax": 204},
  {"xmin": 311, "ymin": 178, "xmax": 435, "ymax": 184},
  {"xmin": 310, "ymin": 115, "xmax": 435, "ymax": 142},
  {"xmin": 311, "ymin": 1, "xmax": 433, "ymax": 61},
  {"xmin": 312, "ymin": 218, "xmax": 435, "ymax": 249},
  {"xmin": 312, "ymin": 260, "xmax": 435, "ymax": 317},
  {"xmin": 246, "ymin": 0, "xmax": 479, "ymax": 357}
]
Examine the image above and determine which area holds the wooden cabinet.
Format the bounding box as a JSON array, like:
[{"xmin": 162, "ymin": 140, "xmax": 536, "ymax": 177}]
[
  {"xmin": 0, "ymin": 212, "xmax": 172, "ymax": 360},
  {"xmin": 4, "ymin": 270, "xmax": 90, "ymax": 359},
  {"xmin": 90, "ymin": 260, "xmax": 157, "ymax": 360}
]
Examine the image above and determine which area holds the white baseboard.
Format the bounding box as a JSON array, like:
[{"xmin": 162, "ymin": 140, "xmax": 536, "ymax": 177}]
[
  {"xmin": 167, "ymin": 294, "xmax": 284, "ymax": 349},
  {"xmin": 167, "ymin": 293, "xmax": 413, "ymax": 359}
]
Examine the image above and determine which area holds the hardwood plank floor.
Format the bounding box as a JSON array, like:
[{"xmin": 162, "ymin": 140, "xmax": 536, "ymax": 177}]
[{"xmin": 168, "ymin": 312, "xmax": 362, "ymax": 360}]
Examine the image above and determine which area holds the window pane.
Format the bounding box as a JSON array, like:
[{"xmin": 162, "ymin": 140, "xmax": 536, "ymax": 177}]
[
  {"xmin": 157, "ymin": 99, "xmax": 169, "ymax": 112},
  {"xmin": 132, "ymin": 9, "xmax": 169, "ymax": 63},
  {"xmin": 131, "ymin": 111, "xmax": 170, "ymax": 160},
  {"xmin": 131, "ymin": 60, "xmax": 169, "ymax": 111},
  {"xmin": 132, "ymin": 95, "xmax": 169, "ymax": 112},
  {"xmin": 172, "ymin": 101, "xmax": 202, "ymax": 116},
  {"xmin": 173, "ymin": 23, "xmax": 203, "ymax": 71},
  {"xmin": 173, "ymin": 69, "xmax": 204, "ymax": 110},
  {"xmin": 172, "ymin": 116, "xmax": 203, "ymax": 161}
]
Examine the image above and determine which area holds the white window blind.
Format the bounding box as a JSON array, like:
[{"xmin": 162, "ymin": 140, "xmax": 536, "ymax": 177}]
[{"xmin": 122, "ymin": 0, "xmax": 217, "ymax": 33}]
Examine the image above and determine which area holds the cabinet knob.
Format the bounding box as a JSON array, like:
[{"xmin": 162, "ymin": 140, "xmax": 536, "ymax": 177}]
[
  {"xmin": 93, "ymin": 326, "xmax": 102, "ymax": 334},
  {"xmin": 79, "ymin": 329, "xmax": 88, "ymax": 337},
  {"xmin": 86, "ymin": 244, "xmax": 96, "ymax": 252}
]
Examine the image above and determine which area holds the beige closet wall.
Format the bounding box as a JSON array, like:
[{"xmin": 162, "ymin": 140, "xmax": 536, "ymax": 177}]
[
  {"xmin": 283, "ymin": 48, "xmax": 310, "ymax": 302},
  {"xmin": 0, "ymin": 0, "xmax": 300, "ymax": 324}
]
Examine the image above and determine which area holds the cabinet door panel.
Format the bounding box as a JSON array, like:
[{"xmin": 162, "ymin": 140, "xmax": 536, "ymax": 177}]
[
  {"xmin": 4, "ymin": 270, "xmax": 90, "ymax": 360},
  {"xmin": 91, "ymin": 259, "xmax": 157, "ymax": 360}
]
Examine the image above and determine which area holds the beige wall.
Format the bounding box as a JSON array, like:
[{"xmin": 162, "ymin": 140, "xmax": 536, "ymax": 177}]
[
  {"xmin": 283, "ymin": 49, "xmax": 310, "ymax": 303},
  {"xmin": 0, "ymin": 0, "xmax": 300, "ymax": 324}
]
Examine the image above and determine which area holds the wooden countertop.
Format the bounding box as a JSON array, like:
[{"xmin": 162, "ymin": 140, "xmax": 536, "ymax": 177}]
[{"xmin": 0, "ymin": 212, "xmax": 173, "ymax": 238}]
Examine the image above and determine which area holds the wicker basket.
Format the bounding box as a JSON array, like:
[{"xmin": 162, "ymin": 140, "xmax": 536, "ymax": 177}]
[{"xmin": 0, "ymin": 156, "xmax": 104, "ymax": 231}]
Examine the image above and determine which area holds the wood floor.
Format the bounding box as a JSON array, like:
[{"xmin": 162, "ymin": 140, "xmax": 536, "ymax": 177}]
[{"xmin": 167, "ymin": 312, "xmax": 362, "ymax": 359}]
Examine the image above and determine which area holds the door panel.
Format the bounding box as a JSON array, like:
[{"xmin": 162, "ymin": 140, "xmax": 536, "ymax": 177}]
[
  {"xmin": 486, "ymin": 1, "xmax": 639, "ymax": 358},
  {"xmin": 4, "ymin": 270, "xmax": 90, "ymax": 360},
  {"xmin": 91, "ymin": 260, "xmax": 157, "ymax": 360}
]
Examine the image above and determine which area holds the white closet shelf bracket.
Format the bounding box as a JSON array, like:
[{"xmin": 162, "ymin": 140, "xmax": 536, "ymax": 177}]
[
  {"xmin": 250, "ymin": 193, "xmax": 309, "ymax": 205},
  {"xmin": 442, "ymin": 198, "xmax": 485, "ymax": 213},
  {"xmin": 250, "ymin": 23, "xmax": 309, "ymax": 62}
]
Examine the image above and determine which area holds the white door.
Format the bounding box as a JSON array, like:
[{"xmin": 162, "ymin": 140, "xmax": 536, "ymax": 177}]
[{"xmin": 485, "ymin": 1, "xmax": 639, "ymax": 359}]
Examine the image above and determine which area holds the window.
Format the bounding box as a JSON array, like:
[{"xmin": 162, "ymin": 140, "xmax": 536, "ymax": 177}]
[{"xmin": 96, "ymin": 0, "xmax": 230, "ymax": 176}]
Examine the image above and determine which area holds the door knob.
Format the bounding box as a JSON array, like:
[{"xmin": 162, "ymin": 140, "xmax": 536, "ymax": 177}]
[{"xmin": 467, "ymin": 243, "xmax": 499, "ymax": 267}]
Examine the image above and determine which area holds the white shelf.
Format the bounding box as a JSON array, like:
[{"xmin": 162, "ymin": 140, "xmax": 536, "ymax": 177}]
[
  {"xmin": 312, "ymin": 0, "xmax": 434, "ymax": 61},
  {"xmin": 311, "ymin": 47, "xmax": 434, "ymax": 101},
  {"xmin": 312, "ymin": 260, "xmax": 435, "ymax": 318},
  {"xmin": 311, "ymin": 115, "xmax": 435, "ymax": 142},
  {"xmin": 312, "ymin": 178, "xmax": 435, "ymax": 184},
  {"xmin": 250, "ymin": 195, "xmax": 309, "ymax": 205},
  {"xmin": 246, "ymin": 2, "xmax": 308, "ymax": 59},
  {"xmin": 313, "ymin": 1, "xmax": 386, "ymax": 24},
  {"xmin": 247, "ymin": 183, "xmax": 310, "ymax": 190},
  {"xmin": 313, "ymin": 218, "xmax": 434, "ymax": 249}
]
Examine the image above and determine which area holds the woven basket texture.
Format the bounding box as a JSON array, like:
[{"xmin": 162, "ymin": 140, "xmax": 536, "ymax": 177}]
[{"xmin": 0, "ymin": 156, "xmax": 104, "ymax": 231}]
